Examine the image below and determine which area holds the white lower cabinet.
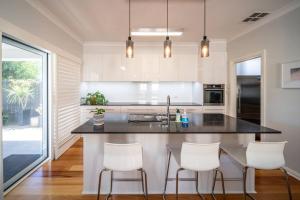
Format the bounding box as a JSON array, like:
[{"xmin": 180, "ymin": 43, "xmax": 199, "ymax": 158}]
[
  {"xmin": 121, "ymin": 106, "xmax": 164, "ymax": 114},
  {"xmin": 169, "ymin": 106, "xmax": 203, "ymax": 113},
  {"xmin": 80, "ymin": 106, "xmax": 224, "ymax": 123},
  {"xmin": 80, "ymin": 106, "xmax": 121, "ymax": 123},
  {"xmin": 202, "ymin": 106, "xmax": 225, "ymax": 114}
]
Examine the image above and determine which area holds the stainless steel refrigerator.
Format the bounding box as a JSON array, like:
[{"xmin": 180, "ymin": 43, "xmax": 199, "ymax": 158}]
[{"xmin": 237, "ymin": 76, "xmax": 261, "ymax": 125}]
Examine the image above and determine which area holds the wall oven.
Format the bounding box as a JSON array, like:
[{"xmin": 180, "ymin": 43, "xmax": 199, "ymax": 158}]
[{"xmin": 203, "ymin": 84, "xmax": 225, "ymax": 106}]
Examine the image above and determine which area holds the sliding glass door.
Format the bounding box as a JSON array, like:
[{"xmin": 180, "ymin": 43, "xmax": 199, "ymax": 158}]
[{"xmin": 1, "ymin": 36, "xmax": 48, "ymax": 190}]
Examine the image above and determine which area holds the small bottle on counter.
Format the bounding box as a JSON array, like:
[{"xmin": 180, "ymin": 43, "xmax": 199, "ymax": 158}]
[
  {"xmin": 176, "ymin": 109, "xmax": 181, "ymax": 122},
  {"xmin": 181, "ymin": 110, "xmax": 189, "ymax": 124}
]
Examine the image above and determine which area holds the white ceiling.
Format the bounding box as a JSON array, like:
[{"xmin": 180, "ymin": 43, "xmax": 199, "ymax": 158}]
[{"xmin": 31, "ymin": 0, "xmax": 296, "ymax": 42}]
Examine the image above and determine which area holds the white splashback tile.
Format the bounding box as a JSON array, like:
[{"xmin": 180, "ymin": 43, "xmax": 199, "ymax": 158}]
[{"xmin": 81, "ymin": 82, "xmax": 203, "ymax": 104}]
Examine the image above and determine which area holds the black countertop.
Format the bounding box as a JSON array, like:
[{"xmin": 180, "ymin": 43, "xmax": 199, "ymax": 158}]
[
  {"xmin": 71, "ymin": 113, "xmax": 281, "ymax": 134},
  {"xmin": 80, "ymin": 102, "xmax": 203, "ymax": 106}
]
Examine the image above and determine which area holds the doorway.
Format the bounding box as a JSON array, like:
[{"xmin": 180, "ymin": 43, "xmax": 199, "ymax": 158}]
[
  {"xmin": 1, "ymin": 36, "xmax": 48, "ymax": 190},
  {"xmin": 235, "ymin": 57, "xmax": 262, "ymax": 140}
]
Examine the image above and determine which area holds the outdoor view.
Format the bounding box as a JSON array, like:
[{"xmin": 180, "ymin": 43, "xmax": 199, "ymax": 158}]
[{"xmin": 2, "ymin": 37, "xmax": 48, "ymax": 190}]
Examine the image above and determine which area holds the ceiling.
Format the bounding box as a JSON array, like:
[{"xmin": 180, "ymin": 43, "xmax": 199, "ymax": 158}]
[{"xmin": 32, "ymin": 0, "xmax": 295, "ymax": 42}]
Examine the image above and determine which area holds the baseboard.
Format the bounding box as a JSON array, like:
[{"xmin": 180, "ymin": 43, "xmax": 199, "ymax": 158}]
[
  {"xmin": 285, "ymin": 167, "xmax": 300, "ymax": 181},
  {"xmin": 54, "ymin": 135, "xmax": 80, "ymax": 159},
  {"xmin": 81, "ymin": 190, "xmax": 256, "ymax": 195}
]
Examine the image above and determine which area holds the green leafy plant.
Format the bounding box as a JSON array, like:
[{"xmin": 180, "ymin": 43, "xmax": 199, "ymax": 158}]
[
  {"xmin": 2, "ymin": 61, "xmax": 39, "ymax": 79},
  {"xmin": 2, "ymin": 112, "xmax": 9, "ymax": 125},
  {"xmin": 6, "ymin": 79, "xmax": 35, "ymax": 110},
  {"xmin": 90, "ymin": 108, "xmax": 105, "ymax": 115},
  {"xmin": 85, "ymin": 91, "xmax": 108, "ymax": 105}
]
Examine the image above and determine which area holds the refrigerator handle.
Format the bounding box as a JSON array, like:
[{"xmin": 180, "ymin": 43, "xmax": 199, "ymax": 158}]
[{"xmin": 237, "ymin": 88, "xmax": 241, "ymax": 114}]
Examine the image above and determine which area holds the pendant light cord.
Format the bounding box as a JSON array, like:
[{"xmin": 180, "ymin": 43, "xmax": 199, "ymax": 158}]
[
  {"xmin": 167, "ymin": 0, "xmax": 169, "ymax": 36},
  {"xmin": 129, "ymin": 0, "xmax": 131, "ymax": 37},
  {"xmin": 204, "ymin": 0, "xmax": 206, "ymax": 36}
]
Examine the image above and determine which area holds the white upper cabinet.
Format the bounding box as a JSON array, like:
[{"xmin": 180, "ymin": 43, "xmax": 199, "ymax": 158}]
[
  {"xmin": 178, "ymin": 54, "xmax": 198, "ymax": 81},
  {"xmin": 102, "ymin": 54, "xmax": 124, "ymax": 81},
  {"xmin": 198, "ymin": 41, "xmax": 227, "ymax": 84},
  {"xmin": 124, "ymin": 54, "xmax": 143, "ymax": 81},
  {"xmin": 82, "ymin": 54, "xmax": 102, "ymax": 81},
  {"xmin": 82, "ymin": 43, "xmax": 227, "ymax": 82},
  {"xmin": 158, "ymin": 55, "xmax": 179, "ymax": 81},
  {"xmin": 141, "ymin": 54, "xmax": 160, "ymax": 81}
]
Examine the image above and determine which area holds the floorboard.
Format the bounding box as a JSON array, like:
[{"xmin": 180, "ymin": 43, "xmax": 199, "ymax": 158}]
[{"xmin": 4, "ymin": 138, "xmax": 300, "ymax": 200}]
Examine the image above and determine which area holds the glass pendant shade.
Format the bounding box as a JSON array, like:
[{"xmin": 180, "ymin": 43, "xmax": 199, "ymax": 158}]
[
  {"xmin": 201, "ymin": 36, "xmax": 209, "ymax": 57},
  {"xmin": 126, "ymin": 36, "xmax": 134, "ymax": 58},
  {"xmin": 164, "ymin": 36, "xmax": 172, "ymax": 58}
]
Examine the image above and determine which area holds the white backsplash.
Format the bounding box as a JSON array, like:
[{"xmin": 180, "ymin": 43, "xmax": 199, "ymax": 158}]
[{"xmin": 81, "ymin": 82, "xmax": 203, "ymax": 104}]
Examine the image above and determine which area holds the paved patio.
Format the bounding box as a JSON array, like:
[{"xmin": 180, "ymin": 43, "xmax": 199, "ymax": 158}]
[{"xmin": 2, "ymin": 127, "xmax": 43, "ymax": 158}]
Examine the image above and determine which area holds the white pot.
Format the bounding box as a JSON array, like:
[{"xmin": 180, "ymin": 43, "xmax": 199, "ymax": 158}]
[{"xmin": 93, "ymin": 114, "xmax": 104, "ymax": 126}]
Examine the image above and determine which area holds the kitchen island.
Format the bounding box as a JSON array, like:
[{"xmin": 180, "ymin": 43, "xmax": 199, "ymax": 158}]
[{"xmin": 71, "ymin": 113, "xmax": 280, "ymax": 195}]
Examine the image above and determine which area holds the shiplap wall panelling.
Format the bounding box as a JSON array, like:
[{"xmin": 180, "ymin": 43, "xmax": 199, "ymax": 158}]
[{"xmin": 54, "ymin": 55, "xmax": 81, "ymax": 159}]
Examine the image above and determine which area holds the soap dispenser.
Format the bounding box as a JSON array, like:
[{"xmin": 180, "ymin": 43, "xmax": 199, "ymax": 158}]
[
  {"xmin": 175, "ymin": 108, "xmax": 181, "ymax": 122},
  {"xmin": 181, "ymin": 109, "xmax": 189, "ymax": 124}
]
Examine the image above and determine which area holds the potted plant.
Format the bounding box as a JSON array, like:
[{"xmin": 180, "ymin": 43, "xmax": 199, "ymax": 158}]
[
  {"xmin": 30, "ymin": 105, "xmax": 42, "ymax": 127},
  {"xmin": 85, "ymin": 91, "xmax": 108, "ymax": 105},
  {"xmin": 90, "ymin": 108, "xmax": 105, "ymax": 125},
  {"xmin": 6, "ymin": 79, "xmax": 35, "ymax": 125},
  {"xmin": 2, "ymin": 111, "xmax": 9, "ymax": 126}
]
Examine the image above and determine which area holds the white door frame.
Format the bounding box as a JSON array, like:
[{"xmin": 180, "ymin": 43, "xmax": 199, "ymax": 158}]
[
  {"xmin": 228, "ymin": 50, "xmax": 267, "ymax": 128},
  {"xmin": 0, "ymin": 31, "xmax": 4, "ymax": 200}
]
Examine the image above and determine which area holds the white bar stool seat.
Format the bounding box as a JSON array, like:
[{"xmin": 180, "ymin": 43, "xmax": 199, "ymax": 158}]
[
  {"xmin": 97, "ymin": 143, "xmax": 148, "ymax": 200},
  {"xmin": 220, "ymin": 141, "xmax": 292, "ymax": 200},
  {"xmin": 163, "ymin": 142, "xmax": 225, "ymax": 200}
]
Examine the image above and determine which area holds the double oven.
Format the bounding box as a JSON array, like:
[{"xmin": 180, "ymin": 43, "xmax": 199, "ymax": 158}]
[{"xmin": 203, "ymin": 84, "xmax": 225, "ymax": 106}]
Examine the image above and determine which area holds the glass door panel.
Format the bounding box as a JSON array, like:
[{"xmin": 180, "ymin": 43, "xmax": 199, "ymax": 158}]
[{"xmin": 2, "ymin": 36, "xmax": 48, "ymax": 190}]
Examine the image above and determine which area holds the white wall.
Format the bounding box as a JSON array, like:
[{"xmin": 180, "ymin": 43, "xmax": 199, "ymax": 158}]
[
  {"xmin": 0, "ymin": 0, "xmax": 83, "ymax": 195},
  {"xmin": 227, "ymin": 6, "xmax": 300, "ymax": 178},
  {"xmin": 0, "ymin": 0, "xmax": 82, "ymax": 58}
]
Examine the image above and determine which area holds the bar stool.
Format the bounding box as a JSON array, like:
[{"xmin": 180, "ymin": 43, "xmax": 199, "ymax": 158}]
[
  {"xmin": 97, "ymin": 143, "xmax": 148, "ymax": 200},
  {"xmin": 163, "ymin": 142, "xmax": 225, "ymax": 200},
  {"xmin": 220, "ymin": 141, "xmax": 292, "ymax": 200}
]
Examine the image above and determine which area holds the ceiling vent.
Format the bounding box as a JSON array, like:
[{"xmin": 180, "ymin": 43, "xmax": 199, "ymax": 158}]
[{"xmin": 242, "ymin": 12, "xmax": 269, "ymax": 22}]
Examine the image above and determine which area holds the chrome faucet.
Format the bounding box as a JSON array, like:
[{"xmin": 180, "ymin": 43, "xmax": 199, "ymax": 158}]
[{"xmin": 167, "ymin": 95, "xmax": 170, "ymax": 125}]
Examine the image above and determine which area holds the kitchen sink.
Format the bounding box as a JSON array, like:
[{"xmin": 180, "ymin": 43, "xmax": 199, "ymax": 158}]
[{"xmin": 128, "ymin": 113, "xmax": 176, "ymax": 122}]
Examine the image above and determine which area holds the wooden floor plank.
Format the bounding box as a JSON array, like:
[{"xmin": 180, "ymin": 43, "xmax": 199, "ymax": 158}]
[{"xmin": 4, "ymin": 138, "xmax": 300, "ymax": 200}]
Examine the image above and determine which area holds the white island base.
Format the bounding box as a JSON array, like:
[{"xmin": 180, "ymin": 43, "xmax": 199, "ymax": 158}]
[{"xmin": 82, "ymin": 134, "xmax": 255, "ymax": 195}]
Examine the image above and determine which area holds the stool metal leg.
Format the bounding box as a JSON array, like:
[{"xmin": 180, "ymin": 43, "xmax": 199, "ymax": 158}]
[
  {"xmin": 140, "ymin": 169, "xmax": 145, "ymax": 195},
  {"xmin": 211, "ymin": 169, "xmax": 226, "ymax": 200},
  {"xmin": 163, "ymin": 151, "xmax": 172, "ymax": 200},
  {"xmin": 97, "ymin": 168, "xmax": 108, "ymax": 200},
  {"xmin": 243, "ymin": 167, "xmax": 248, "ymax": 200},
  {"xmin": 281, "ymin": 168, "xmax": 293, "ymax": 200},
  {"xmin": 141, "ymin": 168, "xmax": 148, "ymax": 200},
  {"xmin": 218, "ymin": 169, "xmax": 226, "ymax": 200},
  {"xmin": 176, "ymin": 168, "xmax": 184, "ymax": 200},
  {"xmin": 243, "ymin": 167, "xmax": 255, "ymax": 200},
  {"xmin": 195, "ymin": 172, "xmax": 205, "ymax": 200},
  {"xmin": 211, "ymin": 169, "xmax": 218, "ymax": 200},
  {"xmin": 105, "ymin": 170, "xmax": 113, "ymax": 200}
]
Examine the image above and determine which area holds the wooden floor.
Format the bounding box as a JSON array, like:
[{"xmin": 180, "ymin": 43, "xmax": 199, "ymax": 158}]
[{"xmin": 4, "ymin": 139, "xmax": 300, "ymax": 200}]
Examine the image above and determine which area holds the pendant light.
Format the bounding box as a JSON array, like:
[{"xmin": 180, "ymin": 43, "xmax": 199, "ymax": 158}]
[
  {"xmin": 200, "ymin": 0, "xmax": 209, "ymax": 57},
  {"xmin": 126, "ymin": 0, "xmax": 134, "ymax": 58},
  {"xmin": 164, "ymin": 0, "xmax": 172, "ymax": 58}
]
